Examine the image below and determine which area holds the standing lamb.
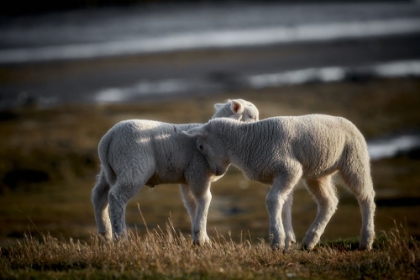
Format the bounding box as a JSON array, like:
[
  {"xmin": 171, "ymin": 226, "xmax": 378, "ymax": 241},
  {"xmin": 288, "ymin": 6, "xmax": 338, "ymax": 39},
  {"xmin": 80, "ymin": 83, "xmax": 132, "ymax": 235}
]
[
  {"xmin": 184, "ymin": 115, "xmax": 376, "ymax": 251},
  {"xmin": 91, "ymin": 99, "xmax": 259, "ymax": 244}
]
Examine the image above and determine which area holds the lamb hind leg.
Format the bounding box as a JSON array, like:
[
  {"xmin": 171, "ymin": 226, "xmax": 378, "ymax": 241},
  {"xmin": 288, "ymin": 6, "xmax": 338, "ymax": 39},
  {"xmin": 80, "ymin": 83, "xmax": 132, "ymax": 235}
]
[
  {"xmin": 302, "ymin": 175, "xmax": 338, "ymax": 250},
  {"xmin": 108, "ymin": 176, "xmax": 147, "ymax": 241},
  {"xmin": 282, "ymin": 191, "xmax": 296, "ymax": 248},
  {"xmin": 357, "ymin": 196, "xmax": 376, "ymax": 250},
  {"xmin": 340, "ymin": 168, "xmax": 375, "ymax": 250},
  {"xmin": 91, "ymin": 170, "xmax": 112, "ymax": 241}
]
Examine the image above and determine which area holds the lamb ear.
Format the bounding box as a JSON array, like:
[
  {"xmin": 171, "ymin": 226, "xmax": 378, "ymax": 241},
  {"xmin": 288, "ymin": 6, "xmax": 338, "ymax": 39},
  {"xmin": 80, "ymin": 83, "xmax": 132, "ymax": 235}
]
[
  {"xmin": 183, "ymin": 126, "xmax": 208, "ymax": 138},
  {"xmin": 230, "ymin": 100, "xmax": 244, "ymax": 114},
  {"xmin": 214, "ymin": 103, "xmax": 224, "ymax": 110}
]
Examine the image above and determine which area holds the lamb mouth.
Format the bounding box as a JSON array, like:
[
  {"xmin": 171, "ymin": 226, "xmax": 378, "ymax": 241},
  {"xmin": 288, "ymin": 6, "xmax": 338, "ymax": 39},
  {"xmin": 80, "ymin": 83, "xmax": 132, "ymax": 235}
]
[{"xmin": 214, "ymin": 166, "xmax": 225, "ymax": 176}]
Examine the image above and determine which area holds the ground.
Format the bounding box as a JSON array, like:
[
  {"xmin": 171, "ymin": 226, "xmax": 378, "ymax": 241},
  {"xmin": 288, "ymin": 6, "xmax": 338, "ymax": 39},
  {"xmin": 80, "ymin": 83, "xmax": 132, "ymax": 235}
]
[{"xmin": 0, "ymin": 77, "xmax": 419, "ymax": 247}]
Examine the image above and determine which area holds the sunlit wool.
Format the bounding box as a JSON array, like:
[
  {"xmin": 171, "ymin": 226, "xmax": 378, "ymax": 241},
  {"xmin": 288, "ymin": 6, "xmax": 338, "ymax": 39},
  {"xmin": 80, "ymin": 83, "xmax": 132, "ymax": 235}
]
[
  {"xmin": 185, "ymin": 115, "xmax": 376, "ymax": 251},
  {"xmin": 91, "ymin": 99, "xmax": 259, "ymax": 244}
]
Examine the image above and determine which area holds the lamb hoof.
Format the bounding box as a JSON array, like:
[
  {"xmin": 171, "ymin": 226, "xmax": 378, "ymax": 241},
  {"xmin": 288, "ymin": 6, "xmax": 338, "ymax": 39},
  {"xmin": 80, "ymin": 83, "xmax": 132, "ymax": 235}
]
[
  {"xmin": 98, "ymin": 232, "xmax": 112, "ymax": 242},
  {"xmin": 113, "ymin": 232, "xmax": 128, "ymax": 243},
  {"xmin": 358, "ymin": 244, "xmax": 372, "ymax": 251},
  {"xmin": 193, "ymin": 238, "xmax": 212, "ymax": 247},
  {"xmin": 271, "ymin": 243, "xmax": 285, "ymax": 252},
  {"xmin": 285, "ymin": 239, "xmax": 296, "ymax": 251},
  {"xmin": 301, "ymin": 243, "xmax": 314, "ymax": 251}
]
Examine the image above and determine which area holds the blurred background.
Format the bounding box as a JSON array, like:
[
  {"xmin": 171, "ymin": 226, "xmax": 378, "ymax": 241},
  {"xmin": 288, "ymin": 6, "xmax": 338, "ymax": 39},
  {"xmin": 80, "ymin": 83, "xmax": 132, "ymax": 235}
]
[{"xmin": 1, "ymin": 0, "xmax": 420, "ymax": 246}]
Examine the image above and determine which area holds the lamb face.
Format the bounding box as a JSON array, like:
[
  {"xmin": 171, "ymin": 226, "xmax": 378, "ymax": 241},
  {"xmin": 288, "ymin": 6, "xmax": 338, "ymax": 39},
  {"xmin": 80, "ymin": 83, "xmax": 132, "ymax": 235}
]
[
  {"xmin": 213, "ymin": 99, "xmax": 259, "ymax": 122},
  {"xmin": 185, "ymin": 125, "xmax": 230, "ymax": 176},
  {"xmin": 236, "ymin": 99, "xmax": 259, "ymax": 122}
]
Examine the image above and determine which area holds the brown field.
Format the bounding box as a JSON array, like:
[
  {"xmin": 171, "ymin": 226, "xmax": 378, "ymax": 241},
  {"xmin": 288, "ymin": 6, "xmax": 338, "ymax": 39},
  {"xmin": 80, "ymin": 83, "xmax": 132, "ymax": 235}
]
[
  {"xmin": 1, "ymin": 224, "xmax": 419, "ymax": 279},
  {"xmin": 1, "ymin": 77, "xmax": 420, "ymax": 278}
]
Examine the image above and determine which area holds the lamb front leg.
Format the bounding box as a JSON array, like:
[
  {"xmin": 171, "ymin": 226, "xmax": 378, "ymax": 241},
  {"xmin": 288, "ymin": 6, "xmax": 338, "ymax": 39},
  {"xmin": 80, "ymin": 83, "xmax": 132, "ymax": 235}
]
[
  {"xmin": 266, "ymin": 166, "xmax": 302, "ymax": 251},
  {"xmin": 190, "ymin": 182, "xmax": 212, "ymax": 245},
  {"xmin": 302, "ymin": 175, "xmax": 338, "ymax": 250},
  {"xmin": 179, "ymin": 184, "xmax": 197, "ymax": 227}
]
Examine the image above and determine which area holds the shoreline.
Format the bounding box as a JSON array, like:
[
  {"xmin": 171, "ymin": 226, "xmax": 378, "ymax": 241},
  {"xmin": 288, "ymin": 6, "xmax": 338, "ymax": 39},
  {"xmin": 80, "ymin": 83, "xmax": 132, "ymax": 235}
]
[{"xmin": 2, "ymin": 32, "xmax": 420, "ymax": 110}]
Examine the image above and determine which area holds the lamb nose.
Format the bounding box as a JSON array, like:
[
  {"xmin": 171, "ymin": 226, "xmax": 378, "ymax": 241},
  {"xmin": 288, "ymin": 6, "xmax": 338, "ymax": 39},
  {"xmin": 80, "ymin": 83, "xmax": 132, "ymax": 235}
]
[{"xmin": 215, "ymin": 167, "xmax": 224, "ymax": 176}]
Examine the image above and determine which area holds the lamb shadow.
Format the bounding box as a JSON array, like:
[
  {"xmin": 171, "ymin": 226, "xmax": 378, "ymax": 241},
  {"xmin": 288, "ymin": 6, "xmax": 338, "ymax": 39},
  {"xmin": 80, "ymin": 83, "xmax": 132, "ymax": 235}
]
[{"xmin": 375, "ymin": 197, "xmax": 420, "ymax": 208}]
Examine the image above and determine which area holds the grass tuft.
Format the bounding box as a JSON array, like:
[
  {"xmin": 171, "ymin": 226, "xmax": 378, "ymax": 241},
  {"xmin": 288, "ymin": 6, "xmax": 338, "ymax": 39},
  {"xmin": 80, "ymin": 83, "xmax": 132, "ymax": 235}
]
[{"xmin": 1, "ymin": 223, "xmax": 419, "ymax": 279}]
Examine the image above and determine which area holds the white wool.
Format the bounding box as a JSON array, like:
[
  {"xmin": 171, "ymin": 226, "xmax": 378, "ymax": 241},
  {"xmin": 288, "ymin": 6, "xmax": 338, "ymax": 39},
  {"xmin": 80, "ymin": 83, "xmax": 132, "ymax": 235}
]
[
  {"xmin": 185, "ymin": 114, "xmax": 375, "ymax": 251},
  {"xmin": 91, "ymin": 99, "xmax": 259, "ymax": 244}
]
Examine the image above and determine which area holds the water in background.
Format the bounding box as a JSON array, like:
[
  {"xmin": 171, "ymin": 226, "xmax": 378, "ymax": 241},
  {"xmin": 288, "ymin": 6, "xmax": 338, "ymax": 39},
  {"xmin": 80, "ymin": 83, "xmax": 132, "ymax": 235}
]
[
  {"xmin": 1, "ymin": 2, "xmax": 420, "ymax": 106},
  {"xmin": 1, "ymin": 2, "xmax": 420, "ymax": 63}
]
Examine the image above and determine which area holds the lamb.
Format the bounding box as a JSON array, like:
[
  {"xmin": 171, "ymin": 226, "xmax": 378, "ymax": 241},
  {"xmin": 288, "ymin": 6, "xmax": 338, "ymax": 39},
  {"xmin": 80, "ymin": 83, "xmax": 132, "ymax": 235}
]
[
  {"xmin": 91, "ymin": 99, "xmax": 259, "ymax": 244},
  {"xmin": 184, "ymin": 114, "xmax": 376, "ymax": 251}
]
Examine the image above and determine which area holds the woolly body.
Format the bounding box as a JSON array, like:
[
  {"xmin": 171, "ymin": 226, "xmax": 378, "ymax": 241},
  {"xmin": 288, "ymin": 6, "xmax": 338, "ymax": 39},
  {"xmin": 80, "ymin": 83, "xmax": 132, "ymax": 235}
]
[
  {"xmin": 186, "ymin": 114, "xmax": 375, "ymax": 250},
  {"xmin": 91, "ymin": 99, "xmax": 259, "ymax": 244},
  {"xmin": 100, "ymin": 121, "xmax": 214, "ymax": 186}
]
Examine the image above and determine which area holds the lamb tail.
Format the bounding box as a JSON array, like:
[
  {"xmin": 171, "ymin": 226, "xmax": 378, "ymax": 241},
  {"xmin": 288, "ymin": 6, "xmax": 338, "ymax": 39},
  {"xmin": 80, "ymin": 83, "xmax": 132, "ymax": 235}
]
[{"xmin": 98, "ymin": 133, "xmax": 117, "ymax": 185}]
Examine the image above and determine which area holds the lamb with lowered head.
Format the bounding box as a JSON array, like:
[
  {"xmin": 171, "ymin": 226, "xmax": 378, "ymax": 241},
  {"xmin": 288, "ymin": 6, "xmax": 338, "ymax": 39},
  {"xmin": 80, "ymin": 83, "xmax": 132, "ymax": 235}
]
[{"xmin": 184, "ymin": 114, "xmax": 375, "ymax": 251}]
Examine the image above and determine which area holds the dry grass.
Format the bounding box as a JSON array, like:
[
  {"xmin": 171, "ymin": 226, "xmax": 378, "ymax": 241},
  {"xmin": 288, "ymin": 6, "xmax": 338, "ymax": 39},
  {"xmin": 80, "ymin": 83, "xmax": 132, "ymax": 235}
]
[
  {"xmin": 1, "ymin": 222, "xmax": 419, "ymax": 279},
  {"xmin": 1, "ymin": 77, "xmax": 420, "ymax": 278}
]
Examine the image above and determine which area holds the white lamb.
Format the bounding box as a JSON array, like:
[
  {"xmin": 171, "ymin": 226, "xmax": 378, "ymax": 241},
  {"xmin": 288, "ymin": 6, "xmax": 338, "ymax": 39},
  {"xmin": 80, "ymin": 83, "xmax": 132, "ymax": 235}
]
[
  {"xmin": 91, "ymin": 99, "xmax": 259, "ymax": 244},
  {"xmin": 184, "ymin": 115, "xmax": 376, "ymax": 251}
]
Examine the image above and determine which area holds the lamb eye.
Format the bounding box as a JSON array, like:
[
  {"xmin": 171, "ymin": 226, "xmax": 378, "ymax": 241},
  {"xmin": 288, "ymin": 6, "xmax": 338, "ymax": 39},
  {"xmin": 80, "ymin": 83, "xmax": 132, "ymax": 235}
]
[{"xmin": 199, "ymin": 145, "xmax": 203, "ymax": 151}]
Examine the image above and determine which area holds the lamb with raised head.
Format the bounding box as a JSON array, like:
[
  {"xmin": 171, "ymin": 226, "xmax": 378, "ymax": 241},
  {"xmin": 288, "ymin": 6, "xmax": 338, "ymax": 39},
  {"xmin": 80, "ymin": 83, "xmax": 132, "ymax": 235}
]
[
  {"xmin": 184, "ymin": 115, "xmax": 376, "ymax": 251},
  {"xmin": 91, "ymin": 99, "xmax": 259, "ymax": 244}
]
